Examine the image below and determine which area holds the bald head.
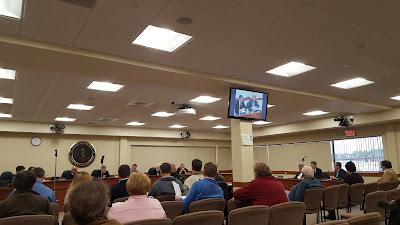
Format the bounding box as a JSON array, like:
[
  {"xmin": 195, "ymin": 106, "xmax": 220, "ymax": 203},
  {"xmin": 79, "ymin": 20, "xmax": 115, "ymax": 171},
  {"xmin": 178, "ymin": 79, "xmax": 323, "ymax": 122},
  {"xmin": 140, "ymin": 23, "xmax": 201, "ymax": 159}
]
[
  {"xmin": 71, "ymin": 166, "xmax": 78, "ymax": 175},
  {"xmin": 302, "ymin": 166, "xmax": 314, "ymax": 178},
  {"xmin": 170, "ymin": 163, "xmax": 177, "ymax": 173}
]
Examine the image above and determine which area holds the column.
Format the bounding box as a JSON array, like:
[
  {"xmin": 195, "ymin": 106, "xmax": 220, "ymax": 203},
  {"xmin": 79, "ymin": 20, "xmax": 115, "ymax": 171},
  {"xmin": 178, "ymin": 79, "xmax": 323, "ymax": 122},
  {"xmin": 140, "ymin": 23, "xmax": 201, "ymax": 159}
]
[
  {"xmin": 119, "ymin": 137, "xmax": 130, "ymax": 166},
  {"xmin": 231, "ymin": 119, "xmax": 254, "ymax": 183},
  {"xmin": 385, "ymin": 124, "xmax": 399, "ymax": 172}
]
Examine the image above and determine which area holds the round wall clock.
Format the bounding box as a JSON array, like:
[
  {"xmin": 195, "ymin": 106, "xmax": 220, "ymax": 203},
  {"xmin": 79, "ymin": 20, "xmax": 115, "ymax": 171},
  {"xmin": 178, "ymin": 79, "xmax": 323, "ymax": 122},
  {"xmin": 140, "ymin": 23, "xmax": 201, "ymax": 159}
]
[{"xmin": 31, "ymin": 136, "xmax": 42, "ymax": 146}]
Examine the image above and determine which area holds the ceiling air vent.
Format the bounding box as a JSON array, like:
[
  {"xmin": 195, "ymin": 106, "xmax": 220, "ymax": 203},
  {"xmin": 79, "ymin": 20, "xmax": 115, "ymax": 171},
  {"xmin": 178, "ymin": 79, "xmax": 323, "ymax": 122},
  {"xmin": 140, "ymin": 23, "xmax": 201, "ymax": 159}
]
[
  {"xmin": 59, "ymin": 0, "xmax": 97, "ymax": 9},
  {"xmin": 97, "ymin": 118, "xmax": 118, "ymax": 122},
  {"xmin": 126, "ymin": 100, "xmax": 154, "ymax": 107}
]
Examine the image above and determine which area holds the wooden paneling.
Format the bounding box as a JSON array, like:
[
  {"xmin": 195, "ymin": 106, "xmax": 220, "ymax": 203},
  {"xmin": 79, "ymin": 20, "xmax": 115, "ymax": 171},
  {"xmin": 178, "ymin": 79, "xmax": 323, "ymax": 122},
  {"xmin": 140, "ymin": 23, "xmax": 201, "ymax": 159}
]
[{"xmin": 233, "ymin": 178, "xmax": 342, "ymax": 190}]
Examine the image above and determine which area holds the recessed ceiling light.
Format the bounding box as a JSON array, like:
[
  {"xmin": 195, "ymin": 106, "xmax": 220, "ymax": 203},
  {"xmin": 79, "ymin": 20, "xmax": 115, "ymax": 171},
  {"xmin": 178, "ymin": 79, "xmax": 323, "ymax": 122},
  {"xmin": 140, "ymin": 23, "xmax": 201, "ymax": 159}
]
[
  {"xmin": 0, "ymin": 97, "xmax": 13, "ymax": 104},
  {"xmin": 0, "ymin": 113, "xmax": 12, "ymax": 118},
  {"xmin": 169, "ymin": 125, "xmax": 186, "ymax": 129},
  {"xmin": 331, "ymin": 78, "xmax": 374, "ymax": 89},
  {"xmin": 132, "ymin": 25, "xmax": 192, "ymax": 52},
  {"xmin": 303, "ymin": 111, "xmax": 329, "ymax": 116},
  {"xmin": 212, "ymin": 125, "xmax": 230, "ymax": 129},
  {"xmin": 267, "ymin": 104, "xmax": 275, "ymax": 108},
  {"xmin": 391, "ymin": 96, "xmax": 400, "ymax": 101},
  {"xmin": 266, "ymin": 62, "xmax": 316, "ymax": 77},
  {"xmin": 0, "ymin": 0, "xmax": 23, "ymax": 19},
  {"xmin": 252, "ymin": 121, "xmax": 271, "ymax": 125},
  {"xmin": 126, "ymin": 122, "xmax": 145, "ymax": 126},
  {"xmin": 87, "ymin": 81, "xmax": 124, "ymax": 92},
  {"xmin": 55, "ymin": 117, "xmax": 76, "ymax": 122},
  {"xmin": 199, "ymin": 116, "xmax": 221, "ymax": 121},
  {"xmin": 151, "ymin": 112, "xmax": 175, "ymax": 117},
  {"xmin": 0, "ymin": 68, "xmax": 16, "ymax": 80},
  {"xmin": 190, "ymin": 96, "xmax": 221, "ymax": 104},
  {"xmin": 67, "ymin": 104, "xmax": 94, "ymax": 111}
]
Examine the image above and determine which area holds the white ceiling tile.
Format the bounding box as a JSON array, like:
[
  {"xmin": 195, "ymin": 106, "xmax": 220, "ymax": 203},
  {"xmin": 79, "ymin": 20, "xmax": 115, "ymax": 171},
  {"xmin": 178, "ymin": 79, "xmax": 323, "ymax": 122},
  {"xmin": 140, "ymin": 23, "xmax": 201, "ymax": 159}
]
[{"xmin": 177, "ymin": 0, "xmax": 243, "ymax": 13}]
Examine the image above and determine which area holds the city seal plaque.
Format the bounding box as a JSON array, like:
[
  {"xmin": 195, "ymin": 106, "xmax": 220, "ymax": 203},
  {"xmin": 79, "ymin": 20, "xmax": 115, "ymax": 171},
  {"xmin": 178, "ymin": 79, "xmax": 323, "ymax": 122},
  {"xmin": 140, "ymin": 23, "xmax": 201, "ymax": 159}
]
[{"xmin": 69, "ymin": 141, "xmax": 96, "ymax": 167}]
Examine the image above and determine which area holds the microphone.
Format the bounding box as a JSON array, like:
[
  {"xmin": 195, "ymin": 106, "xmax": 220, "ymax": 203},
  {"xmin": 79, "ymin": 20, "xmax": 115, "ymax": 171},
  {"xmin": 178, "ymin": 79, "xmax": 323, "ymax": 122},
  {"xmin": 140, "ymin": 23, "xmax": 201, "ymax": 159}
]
[
  {"xmin": 101, "ymin": 155, "xmax": 105, "ymax": 164},
  {"xmin": 55, "ymin": 149, "xmax": 58, "ymax": 157}
]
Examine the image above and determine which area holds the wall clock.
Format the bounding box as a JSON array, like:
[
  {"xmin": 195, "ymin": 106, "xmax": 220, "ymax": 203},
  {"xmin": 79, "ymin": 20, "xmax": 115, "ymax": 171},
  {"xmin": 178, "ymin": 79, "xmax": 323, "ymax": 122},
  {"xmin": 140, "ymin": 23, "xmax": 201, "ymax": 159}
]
[{"xmin": 31, "ymin": 136, "xmax": 42, "ymax": 146}]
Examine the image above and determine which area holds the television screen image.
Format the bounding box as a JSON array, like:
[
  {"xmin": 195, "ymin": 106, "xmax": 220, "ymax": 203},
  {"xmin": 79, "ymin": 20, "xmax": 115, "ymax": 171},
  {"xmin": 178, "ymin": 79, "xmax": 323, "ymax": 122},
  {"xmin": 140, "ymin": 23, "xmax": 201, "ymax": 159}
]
[{"xmin": 228, "ymin": 88, "xmax": 269, "ymax": 120}]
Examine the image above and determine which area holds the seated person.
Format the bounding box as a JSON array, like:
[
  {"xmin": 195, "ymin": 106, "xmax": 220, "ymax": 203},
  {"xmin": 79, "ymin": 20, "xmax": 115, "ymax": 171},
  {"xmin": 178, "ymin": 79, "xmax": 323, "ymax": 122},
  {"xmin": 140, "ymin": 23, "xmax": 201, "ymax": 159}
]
[
  {"xmin": 343, "ymin": 161, "xmax": 364, "ymax": 185},
  {"xmin": 215, "ymin": 171, "xmax": 229, "ymax": 201},
  {"xmin": 16, "ymin": 165, "xmax": 25, "ymax": 173},
  {"xmin": 108, "ymin": 173, "xmax": 167, "ymax": 223},
  {"xmin": 293, "ymin": 164, "xmax": 304, "ymax": 179},
  {"xmin": 311, "ymin": 161, "xmax": 322, "ymax": 179},
  {"xmin": 183, "ymin": 159, "xmax": 204, "ymax": 195},
  {"xmin": 61, "ymin": 166, "xmax": 78, "ymax": 180},
  {"xmin": 246, "ymin": 95, "xmax": 260, "ymax": 112},
  {"xmin": 170, "ymin": 163, "xmax": 185, "ymax": 184},
  {"xmin": 378, "ymin": 160, "xmax": 398, "ymax": 183},
  {"xmin": 0, "ymin": 171, "xmax": 55, "ymax": 223},
  {"xmin": 148, "ymin": 163, "xmax": 161, "ymax": 175},
  {"xmin": 176, "ymin": 162, "xmax": 224, "ymax": 213},
  {"xmin": 330, "ymin": 162, "xmax": 346, "ymax": 180},
  {"xmin": 69, "ymin": 182, "xmax": 121, "ymax": 225},
  {"xmin": 177, "ymin": 163, "xmax": 189, "ymax": 175},
  {"xmin": 234, "ymin": 95, "xmax": 246, "ymax": 115},
  {"xmin": 234, "ymin": 163, "xmax": 288, "ymax": 206},
  {"xmin": 379, "ymin": 197, "xmax": 400, "ymax": 225},
  {"xmin": 110, "ymin": 165, "xmax": 130, "ymax": 203},
  {"xmin": 27, "ymin": 166, "xmax": 35, "ymax": 171},
  {"xmin": 0, "ymin": 172, "xmax": 13, "ymax": 187},
  {"xmin": 288, "ymin": 166, "xmax": 322, "ymax": 202},
  {"xmin": 64, "ymin": 171, "xmax": 92, "ymax": 205},
  {"xmin": 131, "ymin": 164, "xmax": 138, "ymax": 173},
  {"xmin": 91, "ymin": 165, "xmax": 110, "ymax": 178},
  {"xmin": 148, "ymin": 163, "xmax": 183, "ymax": 197}
]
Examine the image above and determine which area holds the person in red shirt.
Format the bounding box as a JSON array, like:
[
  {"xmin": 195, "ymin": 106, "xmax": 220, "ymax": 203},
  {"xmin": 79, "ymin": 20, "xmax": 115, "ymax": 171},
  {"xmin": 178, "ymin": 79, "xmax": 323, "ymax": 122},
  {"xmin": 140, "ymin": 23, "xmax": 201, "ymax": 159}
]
[{"xmin": 233, "ymin": 163, "xmax": 288, "ymax": 206}]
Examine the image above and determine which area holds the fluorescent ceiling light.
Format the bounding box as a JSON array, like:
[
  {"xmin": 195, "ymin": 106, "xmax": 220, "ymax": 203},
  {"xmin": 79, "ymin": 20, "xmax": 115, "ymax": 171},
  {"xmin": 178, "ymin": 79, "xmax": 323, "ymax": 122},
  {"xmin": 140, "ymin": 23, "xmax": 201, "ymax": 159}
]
[
  {"xmin": 151, "ymin": 112, "xmax": 175, "ymax": 117},
  {"xmin": 0, "ymin": 0, "xmax": 23, "ymax": 19},
  {"xmin": 303, "ymin": 111, "xmax": 329, "ymax": 116},
  {"xmin": 67, "ymin": 104, "xmax": 94, "ymax": 111},
  {"xmin": 212, "ymin": 125, "xmax": 230, "ymax": 129},
  {"xmin": 0, "ymin": 97, "xmax": 13, "ymax": 104},
  {"xmin": 190, "ymin": 96, "xmax": 221, "ymax": 104},
  {"xmin": 267, "ymin": 104, "xmax": 275, "ymax": 108},
  {"xmin": 87, "ymin": 81, "xmax": 124, "ymax": 92},
  {"xmin": 169, "ymin": 125, "xmax": 186, "ymax": 129},
  {"xmin": 199, "ymin": 116, "xmax": 221, "ymax": 121},
  {"xmin": 391, "ymin": 96, "xmax": 400, "ymax": 101},
  {"xmin": 132, "ymin": 25, "xmax": 192, "ymax": 52},
  {"xmin": 0, "ymin": 113, "xmax": 12, "ymax": 118},
  {"xmin": 266, "ymin": 62, "xmax": 316, "ymax": 77},
  {"xmin": 331, "ymin": 78, "xmax": 374, "ymax": 89},
  {"xmin": 252, "ymin": 121, "xmax": 271, "ymax": 125},
  {"xmin": 126, "ymin": 122, "xmax": 145, "ymax": 126},
  {"xmin": 55, "ymin": 117, "xmax": 76, "ymax": 122},
  {"xmin": 0, "ymin": 68, "xmax": 16, "ymax": 80}
]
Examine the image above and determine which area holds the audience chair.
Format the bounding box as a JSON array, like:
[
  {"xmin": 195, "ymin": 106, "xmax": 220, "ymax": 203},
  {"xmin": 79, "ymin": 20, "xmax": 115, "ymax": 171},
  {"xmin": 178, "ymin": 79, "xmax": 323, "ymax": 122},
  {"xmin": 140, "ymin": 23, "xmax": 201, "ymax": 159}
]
[
  {"xmin": 63, "ymin": 212, "xmax": 78, "ymax": 225},
  {"xmin": 347, "ymin": 183, "xmax": 365, "ymax": 213},
  {"xmin": 228, "ymin": 205, "xmax": 270, "ymax": 225},
  {"xmin": 50, "ymin": 202, "xmax": 59, "ymax": 221},
  {"xmin": 0, "ymin": 215, "xmax": 55, "ymax": 225},
  {"xmin": 269, "ymin": 202, "xmax": 306, "ymax": 225},
  {"xmin": 321, "ymin": 185, "xmax": 339, "ymax": 222},
  {"xmin": 112, "ymin": 196, "xmax": 129, "ymax": 203},
  {"xmin": 378, "ymin": 181, "xmax": 392, "ymax": 191},
  {"xmin": 319, "ymin": 221, "xmax": 349, "ymax": 225},
  {"xmin": 161, "ymin": 201, "xmax": 184, "ymax": 220},
  {"xmin": 346, "ymin": 212, "xmax": 382, "ymax": 225},
  {"xmin": 125, "ymin": 219, "xmax": 172, "ymax": 225},
  {"xmin": 226, "ymin": 199, "xmax": 245, "ymax": 215},
  {"xmin": 64, "ymin": 203, "xmax": 70, "ymax": 213},
  {"xmin": 337, "ymin": 183, "xmax": 350, "ymax": 218},
  {"xmin": 155, "ymin": 194, "xmax": 176, "ymax": 202},
  {"xmin": 189, "ymin": 198, "xmax": 226, "ymax": 213},
  {"xmin": 362, "ymin": 182, "xmax": 378, "ymax": 210},
  {"xmin": 384, "ymin": 189, "xmax": 400, "ymax": 224},
  {"xmin": 304, "ymin": 188, "xmax": 324, "ymax": 224},
  {"xmin": 391, "ymin": 180, "xmax": 400, "ymax": 190},
  {"xmin": 173, "ymin": 211, "xmax": 224, "ymax": 225},
  {"xmin": 341, "ymin": 191, "xmax": 386, "ymax": 220}
]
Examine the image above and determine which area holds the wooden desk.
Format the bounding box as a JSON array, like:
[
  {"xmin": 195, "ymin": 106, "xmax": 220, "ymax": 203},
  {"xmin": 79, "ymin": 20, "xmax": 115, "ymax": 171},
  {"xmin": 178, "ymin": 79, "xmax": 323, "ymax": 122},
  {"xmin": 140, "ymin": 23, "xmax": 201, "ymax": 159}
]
[{"xmin": 232, "ymin": 178, "xmax": 342, "ymax": 190}]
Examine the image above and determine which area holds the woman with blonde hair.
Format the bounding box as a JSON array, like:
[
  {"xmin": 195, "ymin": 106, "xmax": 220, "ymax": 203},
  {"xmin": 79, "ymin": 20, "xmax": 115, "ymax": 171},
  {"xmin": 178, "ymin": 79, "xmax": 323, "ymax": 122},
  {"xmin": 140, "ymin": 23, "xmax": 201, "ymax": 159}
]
[{"xmin": 64, "ymin": 171, "xmax": 92, "ymax": 205}]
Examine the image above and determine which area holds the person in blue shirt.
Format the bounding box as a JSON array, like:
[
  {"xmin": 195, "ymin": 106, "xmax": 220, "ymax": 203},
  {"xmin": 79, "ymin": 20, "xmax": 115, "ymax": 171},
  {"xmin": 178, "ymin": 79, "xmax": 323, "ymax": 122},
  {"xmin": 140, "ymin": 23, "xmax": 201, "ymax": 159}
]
[
  {"xmin": 9, "ymin": 167, "xmax": 56, "ymax": 203},
  {"xmin": 175, "ymin": 162, "xmax": 224, "ymax": 213},
  {"xmin": 288, "ymin": 166, "xmax": 322, "ymax": 202}
]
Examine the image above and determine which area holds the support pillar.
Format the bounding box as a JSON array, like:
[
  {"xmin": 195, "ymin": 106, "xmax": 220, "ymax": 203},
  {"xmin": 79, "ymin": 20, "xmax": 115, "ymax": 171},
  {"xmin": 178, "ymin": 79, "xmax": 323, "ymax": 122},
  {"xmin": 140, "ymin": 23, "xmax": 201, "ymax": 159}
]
[
  {"xmin": 231, "ymin": 119, "xmax": 254, "ymax": 183},
  {"xmin": 119, "ymin": 137, "xmax": 130, "ymax": 166}
]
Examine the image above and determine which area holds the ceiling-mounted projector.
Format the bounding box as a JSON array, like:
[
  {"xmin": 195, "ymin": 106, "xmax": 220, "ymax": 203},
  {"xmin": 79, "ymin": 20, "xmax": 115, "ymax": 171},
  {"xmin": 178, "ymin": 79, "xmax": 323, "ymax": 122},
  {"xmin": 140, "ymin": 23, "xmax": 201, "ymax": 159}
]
[{"xmin": 175, "ymin": 104, "xmax": 196, "ymax": 116}]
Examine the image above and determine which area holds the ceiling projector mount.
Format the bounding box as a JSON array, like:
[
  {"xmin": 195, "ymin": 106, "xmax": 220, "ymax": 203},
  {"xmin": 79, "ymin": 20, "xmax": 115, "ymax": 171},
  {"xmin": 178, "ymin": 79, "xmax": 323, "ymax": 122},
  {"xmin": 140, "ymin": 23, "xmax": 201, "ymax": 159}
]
[
  {"xmin": 171, "ymin": 102, "xmax": 196, "ymax": 116},
  {"xmin": 334, "ymin": 116, "xmax": 354, "ymax": 128}
]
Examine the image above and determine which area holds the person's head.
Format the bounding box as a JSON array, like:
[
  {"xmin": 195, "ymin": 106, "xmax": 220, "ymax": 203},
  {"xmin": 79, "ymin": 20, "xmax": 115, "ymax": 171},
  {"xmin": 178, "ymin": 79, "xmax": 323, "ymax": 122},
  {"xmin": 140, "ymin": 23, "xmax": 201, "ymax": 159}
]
[
  {"xmin": 311, "ymin": 161, "xmax": 317, "ymax": 169},
  {"xmin": 0, "ymin": 171, "xmax": 13, "ymax": 181},
  {"xmin": 252, "ymin": 95, "xmax": 256, "ymax": 100},
  {"xmin": 118, "ymin": 164, "xmax": 131, "ymax": 179},
  {"xmin": 239, "ymin": 95, "xmax": 243, "ymax": 101},
  {"xmin": 170, "ymin": 163, "xmax": 177, "ymax": 173},
  {"xmin": 28, "ymin": 167, "xmax": 35, "ymax": 171},
  {"xmin": 160, "ymin": 163, "xmax": 171, "ymax": 176},
  {"xmin": 155, "ymin": 163, "xmax": 161, "ymax": 171},
  {"xmin": 32, "ymin": 167, "xmax": 45, "ymax": 180},
  {"xmin": 192, "ymin": 159, "xmax": 202, "ymax": 172},
  {"xmin": 302, "ymin": 166, "xmax": 314, "ymax": 178},
  {"xmin": 16, "ymin": 166, "xmax": 25, "ymax": 173},
  {"xmin": 126, "ymin": 173, "xmax": 151, "ymax": 196},
  {"xmin": 381, "ymin": 160, "xmax": 392, "ymax": 170},
  {"xmin": 69, "ymin": 182, "xmax": 108, "ymax": 225},
  {"xmin": 204, "ymin": 162, "xmax": 218, "ymax": 179},
  {"xmin": 13, "ymin": 171, "xmax": 37, "ymax": 191},
  {"xmin": 69, "ymin": 172, "xmax": 93, "ymax": 193},
  {"xmin": 298, "ymin": 164, "xmax": 304, "ymax": 172},
  {"xmin": 180, "ymin": 163, "xmax": 185, "ymax": 169},
  {"xmin": 345, "ymin": 161, "xmax": 357, "ymax": 173},
  {"xmin": 132, "ymin": 164, "xmax": 137, "ymax": 171},
  {"xmin": 80, "ymin": 148, "xmax": 85, "ymax": 157},
  {"xmin": 334, "ymin": 162, "xmax": 342, "ymax": 171},
  {"xmin": 100, "ymin": 165, "xmax": 107, "ymax": 174},
  {"xmin": 71, "ymin": 166, "xmax": 78, "ymax": 175},
  {"xmin": 253, "ymin": 163, "xmax": 272, "ymax": 178}
]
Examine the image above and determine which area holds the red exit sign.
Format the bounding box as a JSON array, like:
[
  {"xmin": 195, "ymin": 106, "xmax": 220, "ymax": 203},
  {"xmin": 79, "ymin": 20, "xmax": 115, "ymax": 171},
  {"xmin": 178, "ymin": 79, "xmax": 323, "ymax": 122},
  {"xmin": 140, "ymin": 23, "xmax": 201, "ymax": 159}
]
[{"xmin": 346, "ymin": 130, "xmax": 356, "ymax": 137}]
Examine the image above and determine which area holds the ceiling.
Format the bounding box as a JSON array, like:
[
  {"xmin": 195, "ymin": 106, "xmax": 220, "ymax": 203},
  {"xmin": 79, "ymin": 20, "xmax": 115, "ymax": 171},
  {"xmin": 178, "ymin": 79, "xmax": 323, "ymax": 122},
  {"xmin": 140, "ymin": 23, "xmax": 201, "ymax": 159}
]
[{"xmin": 0, "ymin": 0, "xmax": 399, "ymax": 132}]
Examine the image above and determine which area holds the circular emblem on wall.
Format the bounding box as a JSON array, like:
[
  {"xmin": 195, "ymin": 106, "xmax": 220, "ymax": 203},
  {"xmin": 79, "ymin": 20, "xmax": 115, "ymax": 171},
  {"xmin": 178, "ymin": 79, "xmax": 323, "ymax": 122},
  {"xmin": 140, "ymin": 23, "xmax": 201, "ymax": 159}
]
[{"xmin": 69, "ymin": 141, "xmax": 96, "ymax": 167}]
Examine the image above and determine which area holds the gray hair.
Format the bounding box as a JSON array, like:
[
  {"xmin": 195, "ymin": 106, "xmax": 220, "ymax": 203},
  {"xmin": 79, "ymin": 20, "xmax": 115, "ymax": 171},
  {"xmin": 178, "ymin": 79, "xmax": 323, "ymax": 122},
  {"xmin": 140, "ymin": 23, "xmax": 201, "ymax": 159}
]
[
  {"xmin": 100, "ymin": 165, "xmax": 106, "ymax": 170},
  {"xmin": 302, "ymin": 166, "xmax": 314, "ymax": 178}
]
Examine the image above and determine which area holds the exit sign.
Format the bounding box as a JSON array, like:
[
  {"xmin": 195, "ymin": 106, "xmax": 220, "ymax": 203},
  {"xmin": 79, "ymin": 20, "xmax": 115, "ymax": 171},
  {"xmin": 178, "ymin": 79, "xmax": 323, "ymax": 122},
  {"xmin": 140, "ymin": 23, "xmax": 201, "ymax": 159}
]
[{"xmin": 346, "ymin": 130, "xmax": 356, "ymax": 137}]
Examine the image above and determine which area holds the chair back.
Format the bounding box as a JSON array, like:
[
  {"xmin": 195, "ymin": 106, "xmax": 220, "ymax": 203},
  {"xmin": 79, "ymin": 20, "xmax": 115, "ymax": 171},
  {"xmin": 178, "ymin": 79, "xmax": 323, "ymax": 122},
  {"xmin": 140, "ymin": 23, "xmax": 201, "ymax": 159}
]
[
  {"xmin": 322, "ymin": 185, "xmax": 339, "ymax": 211},
  {"xmin": 189, "ymin": 198, "xmax": 226, "ymax": 213},
  {"xmin": 364, "ymin": 182, "xmax": 378, "ymax": 196},
  {"xmin": 227, "ymin": 199, "xmax": 244, "ymax": 215},
  {"xmin": 346, "ymin": 212, "xmax": 382, "ymax": 225},
  {"xmin": 64, "ymin": 202, "xmax": 70, "ymax": 213},
  {"xmin": 161, "ymin": 201, "xmax": 184, "ymax": 220},
  {"xmin": 269, "ymin": 202, "xmax": 306, "ymax": 225},
  {"xmin": 113, "ymin": 196, "xmax": 129, "ymax": 203},
  {"xmin": 50, "ymin": 202, "xmax": 59, "ymax": 221},
  {"xmin": 228, "ymin": 205, "xmax": 270, "ymax": 225},
  {"xmin": 173, "ymin": 211, "xmax": 224, "ymax": 225},
  {"xmin": 0, "ymin": 215, "xmax": 55, "ymax": 225},
  {"xmin": 304, "ymin": 188, "xmax": 323, "ymax": 213},
  {"xmin": 337, "ymin": 183, "xmax": 350, "ymax": 208},
  {"xmin": 378, "ymin": 181, "xmax": 392, "ymax": 191},
  {"xmin": 387, "ymin": 189, "xmax": 400, "ymax": 201},
  {"xmin": 391, "ymin": 180, "xmax": 400, "ymax": 190},
  {"xmin": 319, "ymin": 221, "xmax": 349, "ymax": 225},
  {"xmin": 125, "ymin": 219, "xmax": 172, "ymax": 225},
  {"xmin": 364, "ymin": 191, "xmax": 386, "ymax": 219},
  {"xmin": 63, "ymin": 212, "xmax": 78, "ymax": 225},
  {"xmin": 349, "ymin": 183, "xmax": 365, "ymax": 206},
  {"xmin": 155, "ymin": 194, "xmax": 176, "ymax": 202}
]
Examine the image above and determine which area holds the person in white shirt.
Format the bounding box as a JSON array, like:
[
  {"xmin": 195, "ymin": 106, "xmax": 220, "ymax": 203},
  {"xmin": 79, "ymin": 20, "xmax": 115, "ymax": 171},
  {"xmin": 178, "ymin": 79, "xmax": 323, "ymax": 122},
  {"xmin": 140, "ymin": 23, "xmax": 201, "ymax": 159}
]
[{"xmin": 183, "ymin": 159, "xmax": 204, "ymax": 195}]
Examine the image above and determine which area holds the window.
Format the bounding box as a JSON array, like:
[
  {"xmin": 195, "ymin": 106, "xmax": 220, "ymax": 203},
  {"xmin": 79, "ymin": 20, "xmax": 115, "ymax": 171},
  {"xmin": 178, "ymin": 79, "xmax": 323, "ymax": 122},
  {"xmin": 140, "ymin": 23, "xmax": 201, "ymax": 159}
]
[{"xmin": 331, "ymin": 136, "xmax": 384, "ymax": 172}]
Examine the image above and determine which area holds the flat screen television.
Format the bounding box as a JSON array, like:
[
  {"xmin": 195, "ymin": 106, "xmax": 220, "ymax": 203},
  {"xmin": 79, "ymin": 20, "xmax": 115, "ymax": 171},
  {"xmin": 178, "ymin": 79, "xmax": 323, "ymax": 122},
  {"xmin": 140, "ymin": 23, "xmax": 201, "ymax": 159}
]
[{"xmin": 228, "ymin": 88, "xmax": 269, "ymax": 121}]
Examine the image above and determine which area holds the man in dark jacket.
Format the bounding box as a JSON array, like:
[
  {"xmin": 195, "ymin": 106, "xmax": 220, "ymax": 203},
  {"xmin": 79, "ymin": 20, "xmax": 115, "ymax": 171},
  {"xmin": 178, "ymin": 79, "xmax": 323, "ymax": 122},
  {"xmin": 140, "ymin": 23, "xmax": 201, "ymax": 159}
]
[
  {"xmin": 148, "ymin": 163, "xmax": 183, "ymax": 197},
  {"xmin": 234, "ymin": 95, "xmax": 246, "ymax": 115},
  {"xmin": 110, "ymin": 165, "xmax": 130, "ymax": 204},
  {"xmin": 170, "ymin": 163, "xmax": 185, "ymax": 184},
  {"xmin": 331, "ymin": 162, "xmax": 346, "ymax": 180},
  {"xmin": 311, "ymin": 161, "xmax": 323, "ymax": 179},
  {"xmin": 91, "ymin": 165, "xmax": 110, "ymax": 178},
  {"xmin": 61, "ymin": 166, "xmax": 78, "ymax": 180},
  {"xmin": 246, "ymin": 95, "xmax": 261, "ymax": 112}
]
